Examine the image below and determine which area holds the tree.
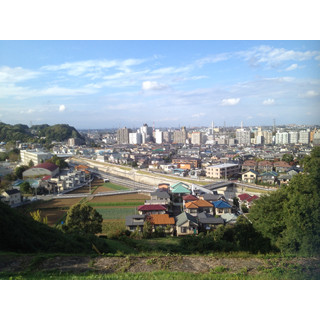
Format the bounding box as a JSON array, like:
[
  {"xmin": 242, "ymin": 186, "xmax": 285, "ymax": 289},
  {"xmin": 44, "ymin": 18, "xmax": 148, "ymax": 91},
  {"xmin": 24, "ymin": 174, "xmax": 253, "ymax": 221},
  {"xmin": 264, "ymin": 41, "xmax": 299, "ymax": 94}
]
[
  {"xmin": 62, "ymin": 203, "xmax": 103, "ymax": 235},
  {"xmin": 233, "ymin": 197, "xmax": 240, "ymax": 208},
  {"xmin": 28, "ymin": 159, "xmax": 34, "ymax": 167},
  {"xmin": 14, "ymin": 165, "xmax": 29, "ymax": 179},
  {"xmin": 282, "ymin": 154, "xmax": 294, "ymax": 163},
  {"xmin": 20, "ymin": 181, "xmax": 32, "ymax": 194},
  {"xmin": 30, "ymin": 210, "xmax": 48, "ymax": 224},
  {"xmin": 249, "ymin": 147, "xmax": 320, "ymax": 255}
]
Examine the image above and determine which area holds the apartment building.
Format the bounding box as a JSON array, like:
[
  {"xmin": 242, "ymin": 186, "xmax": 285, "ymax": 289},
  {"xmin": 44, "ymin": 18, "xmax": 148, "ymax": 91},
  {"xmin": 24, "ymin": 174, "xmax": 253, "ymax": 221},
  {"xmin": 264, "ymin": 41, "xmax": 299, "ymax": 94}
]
[
  {"xmin": 20, "ymin": 149, "xmax": 52, "ymax": 166},
  {"xmin": 206, "ymin": 163, "xmax": 240, "ymax": 179},
  {"xmin": 117, "ymin": 127, "xmax": 131, "ymax": 144}
]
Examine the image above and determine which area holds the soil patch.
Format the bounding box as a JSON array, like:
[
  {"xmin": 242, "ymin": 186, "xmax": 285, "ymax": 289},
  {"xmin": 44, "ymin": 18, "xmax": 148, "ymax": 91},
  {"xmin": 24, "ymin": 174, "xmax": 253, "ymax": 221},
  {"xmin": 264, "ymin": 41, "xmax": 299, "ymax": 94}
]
[{"xmin": 90, "ymin": 194, "xmax": 150, "ymax": 203}]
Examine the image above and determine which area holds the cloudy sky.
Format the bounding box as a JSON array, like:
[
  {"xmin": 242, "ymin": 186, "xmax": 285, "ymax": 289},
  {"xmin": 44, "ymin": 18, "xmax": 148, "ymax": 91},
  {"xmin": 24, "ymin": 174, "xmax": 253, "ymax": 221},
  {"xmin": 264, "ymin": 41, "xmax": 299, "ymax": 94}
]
[{"xmin": 0, "ymin": 40, "xmax": 319, "ymax": 129}]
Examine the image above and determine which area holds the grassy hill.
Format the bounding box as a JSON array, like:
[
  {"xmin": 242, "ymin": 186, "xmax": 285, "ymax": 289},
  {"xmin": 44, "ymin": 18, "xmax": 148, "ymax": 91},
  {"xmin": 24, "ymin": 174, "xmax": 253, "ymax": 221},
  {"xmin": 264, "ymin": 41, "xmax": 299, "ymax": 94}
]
[{"xmin": 0, "ymin": 202, "xmax": 108, "ymax": 254}]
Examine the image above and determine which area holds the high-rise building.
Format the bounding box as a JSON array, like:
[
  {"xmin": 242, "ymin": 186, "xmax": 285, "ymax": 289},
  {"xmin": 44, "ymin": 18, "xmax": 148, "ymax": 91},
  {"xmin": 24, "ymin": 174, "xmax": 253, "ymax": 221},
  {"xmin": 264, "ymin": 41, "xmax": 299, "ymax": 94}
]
[
  {"xmin": 191, "ymin": 132, "xmax": 202, "ymax": 145},
  {"xmin": 173, "ymin": 126, "xmax": 187, "ymax": 144},
  {"xmin": 276, "ymin": 132, "xmax": 289, "ymax": 145},
  {"xmin": 299, "ymin": 131, "xmax": 310, "ymax": 144},
  {"xmin": 140, "ymin": 124, "xmax": 153, "ymax": 143},
  {"xmin": 129, "ymin": 132, "xmax": 142, "ymax": 145},
  {"xmin": 236, "ymin": 128, "xmax": 251, "ymax": 145},
  {"xmin": 289, "ymin": 131, "xmax": 299, "ymax": 144},
  {"xmin": 262, "ymin": 131, "xmax": 273, "ymax": 145},
  {"xmin": 117, "ymin": 127, "xmax": 131, "ymax": 144},
  {"xmin": 155, "ymin": 129, "xmax": 163, "ymax": 144},
  {"xmin": 163, "ymin": 131, "xmax": 172, "ymax": 143}
]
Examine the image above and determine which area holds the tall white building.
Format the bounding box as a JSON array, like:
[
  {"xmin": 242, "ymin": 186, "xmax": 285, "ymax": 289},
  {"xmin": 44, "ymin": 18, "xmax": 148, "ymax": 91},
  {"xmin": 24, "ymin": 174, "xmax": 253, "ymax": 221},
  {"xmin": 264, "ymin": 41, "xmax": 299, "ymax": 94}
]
[
  {"xmin": 140, "ymin": 124, "xmax": 153, "ymax": 143},
  {"xmin": 289, "ymin": 131, "xmax": 299, "ymax": 144},
  {"xmin": 299, "ymin": 131, "xmax": 310, "ymax": 144},
  {"xmin": 191, "ymin": 132, "xmax": 202, "ymax": 145},
  {"xmin": 236, "ymin": 129, "xmax": 251, "ymax": 145},
  {"xmin": 262, "ymin": 131, "xmax": 273, "ymax": 144},
  {"xmin": 155, "ymin": 129, "xmax": 163, "ymax": 144},
  {"xmin": 276, "ymin": 132, "xmax": 289, "ymax": 145},
  {"xmin": 129, "ymin": 132, "xmax": 142, "ymax": 145}
]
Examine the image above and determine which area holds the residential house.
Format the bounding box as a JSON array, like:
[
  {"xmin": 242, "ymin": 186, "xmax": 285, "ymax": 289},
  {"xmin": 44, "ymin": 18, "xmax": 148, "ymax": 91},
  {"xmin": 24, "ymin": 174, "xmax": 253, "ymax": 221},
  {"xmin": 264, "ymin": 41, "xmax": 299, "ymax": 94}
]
[
  {"xmin": 1, "ymin": 189, "xmax": 22, "ymax": 207},
  {"xmin": 273, "ymin": 161, "xmax": 291, "ymax": 173},
  {"xmin": 175, "ymin": 212, "xmax": 198, "ymax": 236},
  {"xmin": 258, "ymin": 171, "xmax": 278, "ymax": 184},
  {"xmin": 241, "ymin": 170, "xmax": 260, "ymax": 183},
  {"xmin": 257, "ymin": 160, "xmax": 273, "ymax": 172},
  {"xmin": 149, "ymin": 190, "xmax": 171, "ymax": 204},
  {"xmin": 242, "ymin": 160, "xmax": 257, "ymax": 172},
  {"xmin": 278, "ymin": 170, "xmax": 298, "ymax": 184},
  {"xmin": 137, "ymin": 204, "xmax": 167, "ymax": 215},
  {"xmin": 199, "ymin": 193, "xmax": 226, "ymax": 202},
  {"xmin": 246, "ymin": 195, "xmax": 259, "ymax": 208},
  {"xmin": 149, "ymin": 214, "xmax": 175, "ymax": 234},
  {"xmin": 221, "ymin": 213, "xmax": 238, "ymax": 224},
  {"xmin": 197, "ymin": 212, "xmax": 225, "ymax": 231},
  {"xmin": 125, "ymin": 214, "xmax": 146, "ymax": 232},
  {"xmin": 213, "ymin": 200, "xmax": 232, "ymax": 215},
  {"xmin": 182, "ymin": 194, "xmax": 198, "ymax": 205},
  {"xmin": 184, "ymin": 199, "xmax": 214, "ymax": 216}
]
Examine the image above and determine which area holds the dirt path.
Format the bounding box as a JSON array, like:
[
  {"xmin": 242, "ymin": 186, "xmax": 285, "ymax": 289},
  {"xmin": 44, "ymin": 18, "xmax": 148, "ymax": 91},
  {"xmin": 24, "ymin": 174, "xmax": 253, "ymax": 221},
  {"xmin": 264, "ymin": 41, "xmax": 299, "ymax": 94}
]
[{"xmin": 1, "ymin": 255, "xmax": 319, "ymax": 276}]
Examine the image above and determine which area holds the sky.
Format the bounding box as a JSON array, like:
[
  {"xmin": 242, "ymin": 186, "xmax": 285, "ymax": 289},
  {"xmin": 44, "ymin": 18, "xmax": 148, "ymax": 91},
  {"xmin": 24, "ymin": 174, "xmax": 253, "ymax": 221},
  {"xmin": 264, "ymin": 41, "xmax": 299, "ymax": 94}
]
[{"xmin": 0, "ymin": 40, "xmax": 319, "ymax": 129}]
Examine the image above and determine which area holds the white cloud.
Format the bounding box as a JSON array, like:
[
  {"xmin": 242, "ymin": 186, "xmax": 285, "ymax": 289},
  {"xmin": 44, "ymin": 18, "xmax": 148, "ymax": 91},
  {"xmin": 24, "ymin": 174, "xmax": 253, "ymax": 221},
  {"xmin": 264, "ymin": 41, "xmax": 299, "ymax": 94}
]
[
  {"xmin": 221, "ymin": 98, "xmax": 240, "ymax": 106},
  {"xmin": 286, "ymin": 63, "xmax": 298, "ymax": 71},
  {"xmin": 304, "ymin": 90, "xmax": 319, "ymax": 97},
  {"xmin": 0, "ymin": 66, "xmax": 41, "ymax": 83},
  {"xmin": 239, "ymin": 46, "xmax": 320, "ymax": 67},
  {"xmin": 192, "ymin": 112, "xmax": 205, "ymax": 118},
  {"xmin": 59, "ymin": 105, "xmax": 66, "ymax": 112},
  {"xmin": 263, "ymin": 98, "xmax": 275, "ymax": 105},
  {"xmin": 42, "ymin": 59, "xmax": 145, "ymax": 77},
  {"xmin": 142, "ymin": 81, "xmax": 167, "ymax": 91}
]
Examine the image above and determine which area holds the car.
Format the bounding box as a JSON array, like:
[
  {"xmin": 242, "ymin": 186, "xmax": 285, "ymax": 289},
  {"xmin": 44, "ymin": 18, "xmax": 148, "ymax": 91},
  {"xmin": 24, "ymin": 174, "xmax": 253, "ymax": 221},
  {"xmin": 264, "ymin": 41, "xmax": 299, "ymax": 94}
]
[{"xmin": 103, "ymin": 178, "xmax": 109, "ymax": 183}]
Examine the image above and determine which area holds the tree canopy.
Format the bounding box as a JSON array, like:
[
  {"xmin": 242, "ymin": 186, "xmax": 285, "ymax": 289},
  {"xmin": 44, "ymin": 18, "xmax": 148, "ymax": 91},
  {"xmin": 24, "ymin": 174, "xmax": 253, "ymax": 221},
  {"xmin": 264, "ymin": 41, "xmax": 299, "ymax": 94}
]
[
  {"xmin": 62, "ymin": 203, "xmax": 103, "ymax": 235},
  {"xmin": 249, "ymin": 146, "xmax": 320, "ymax": 255}
]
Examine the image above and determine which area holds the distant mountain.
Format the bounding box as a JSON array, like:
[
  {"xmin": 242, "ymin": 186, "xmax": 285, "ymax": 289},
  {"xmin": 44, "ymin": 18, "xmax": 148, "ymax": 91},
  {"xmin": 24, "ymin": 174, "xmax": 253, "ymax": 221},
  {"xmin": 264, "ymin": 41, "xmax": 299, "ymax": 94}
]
[{"xmin": 0, "ymin": 122, "xmax": 83, "ymax": 143}]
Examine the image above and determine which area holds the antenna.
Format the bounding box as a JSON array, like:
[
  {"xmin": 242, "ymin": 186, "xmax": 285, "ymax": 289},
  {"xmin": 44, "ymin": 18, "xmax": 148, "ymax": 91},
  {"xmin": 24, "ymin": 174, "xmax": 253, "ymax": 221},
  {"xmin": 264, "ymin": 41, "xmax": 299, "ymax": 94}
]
[{"xmin": 273, "ymin": 118, "xmax": 276, "ymax": 131}]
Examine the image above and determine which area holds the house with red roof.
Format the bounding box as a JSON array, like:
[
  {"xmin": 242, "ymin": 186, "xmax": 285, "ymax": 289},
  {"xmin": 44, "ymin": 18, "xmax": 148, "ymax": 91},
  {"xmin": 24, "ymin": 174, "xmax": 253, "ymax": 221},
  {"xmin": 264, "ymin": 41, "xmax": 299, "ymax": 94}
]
[{"xmin": 137, "ymin": 204, "xmax": 167, "ymax": 215}]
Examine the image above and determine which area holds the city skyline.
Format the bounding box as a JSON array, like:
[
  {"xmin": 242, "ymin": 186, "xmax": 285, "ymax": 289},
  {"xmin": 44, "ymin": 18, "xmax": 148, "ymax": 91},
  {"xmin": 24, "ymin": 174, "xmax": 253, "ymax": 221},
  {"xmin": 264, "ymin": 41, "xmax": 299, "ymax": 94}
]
[{"xmin": 1, "ymin": 40, "xmax": 320, "ymax": 129}]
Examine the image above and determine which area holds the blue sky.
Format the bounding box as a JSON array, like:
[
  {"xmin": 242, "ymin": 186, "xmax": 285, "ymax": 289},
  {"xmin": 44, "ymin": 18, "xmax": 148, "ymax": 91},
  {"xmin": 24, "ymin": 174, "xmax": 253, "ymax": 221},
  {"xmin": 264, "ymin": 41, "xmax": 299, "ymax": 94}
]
[{"xmin": 0, "ymin": 40, "xmax": 319, "ymax": 129}]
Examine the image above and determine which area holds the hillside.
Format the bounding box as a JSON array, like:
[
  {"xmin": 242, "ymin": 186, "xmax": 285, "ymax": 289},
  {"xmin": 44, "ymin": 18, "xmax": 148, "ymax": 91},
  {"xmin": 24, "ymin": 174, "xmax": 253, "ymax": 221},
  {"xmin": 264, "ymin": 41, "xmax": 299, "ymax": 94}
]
[
  {"xmin": 0, "ymin": 202, "xmax": 108, "ymax": 254},
  {"xmin": 0, "ymin": 122, "xmax": 83, "ymax": 143}
]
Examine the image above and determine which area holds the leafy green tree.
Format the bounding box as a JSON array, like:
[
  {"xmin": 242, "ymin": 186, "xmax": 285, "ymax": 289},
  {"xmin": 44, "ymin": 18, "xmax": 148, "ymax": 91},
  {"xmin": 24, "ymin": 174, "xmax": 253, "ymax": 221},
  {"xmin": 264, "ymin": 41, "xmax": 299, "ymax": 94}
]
[
  {"xmin": 14, "ymin": 165, "xmax": 29, "ymax": 179},
  {"xmin": 20, "ymin": 181, "xmax": 32, "ymax": 194},
  {"xmin": 30, "ymin": 210, "xmax": 48, "ymax": 224},
  {"xmin": 142, "ymin": 218, "xmax": 154, "ymax": 239},
  {"xmin": 62, "ymin": 203, "xmax": 103, "ymax": 235},
  {"xmin": 233, "ymin": 197, "xmax": 240, "ymax": 208},
  {"xmin": 28, "ymin": 159, "xmax": 34, "ymax": 167},
  {"xmin": 241, "ymin": 204, "xmax": 249, "ymax": 213},
  {"xmin": 282, "ymin": 154, "xmax": 294, "ymax": 163},
  {"xmin": 249, "ymin": 147, "xmax": 320, "ymax": 255},
  {"xmin": 46, "ymin": 155, "xmax": 68, "ymax": 169}
]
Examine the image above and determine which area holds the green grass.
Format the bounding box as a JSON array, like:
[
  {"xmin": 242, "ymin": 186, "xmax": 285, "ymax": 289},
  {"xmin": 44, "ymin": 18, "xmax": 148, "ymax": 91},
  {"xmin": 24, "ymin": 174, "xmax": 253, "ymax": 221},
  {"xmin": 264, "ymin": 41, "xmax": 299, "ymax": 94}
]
[
  {"xmin": 96, "ymin": 207, "xmax": 138, "ymax": 219},
  {"xmin": 88, "ymin": 201, "xmax": 144, "ymax": 207},
  {"xmin": 102, "ymin": 220, "xmax": 126, "ymax": 237},
  {"xmin": 103, "ymin": 183, "xmax": 129, "ymax": 190},
  {"xmin": 2, "ymin": 265, "xmax": 318, "ymax": 280}
]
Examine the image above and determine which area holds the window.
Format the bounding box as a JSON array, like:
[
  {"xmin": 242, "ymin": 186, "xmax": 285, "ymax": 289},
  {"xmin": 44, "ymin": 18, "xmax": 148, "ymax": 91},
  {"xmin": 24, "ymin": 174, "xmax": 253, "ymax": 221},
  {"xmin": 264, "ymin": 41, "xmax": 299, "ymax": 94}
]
[{"xmin": 181, "ymin": 227, "xmax": 187, "ymax": 233}]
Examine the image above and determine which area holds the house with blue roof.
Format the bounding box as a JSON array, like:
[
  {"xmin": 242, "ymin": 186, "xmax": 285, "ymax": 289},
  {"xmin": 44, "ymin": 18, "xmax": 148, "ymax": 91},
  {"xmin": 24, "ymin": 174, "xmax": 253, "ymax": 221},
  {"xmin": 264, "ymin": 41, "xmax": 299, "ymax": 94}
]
[{"xmin": 213, "ymin": 200, "xmax": 232, "ymax": 215}]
